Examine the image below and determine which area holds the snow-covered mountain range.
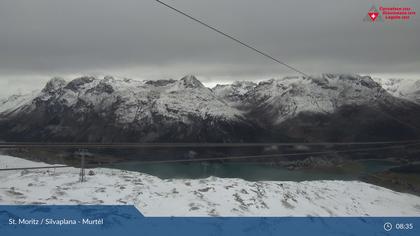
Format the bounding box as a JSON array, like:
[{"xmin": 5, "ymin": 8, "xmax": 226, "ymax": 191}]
[
  {"xmin": 1, "ymin": 74, "xmax": 420, "ymax": 142},
  {"xmin": 0, "ymin": 75, "xmax": 255, "ymax": 142}
]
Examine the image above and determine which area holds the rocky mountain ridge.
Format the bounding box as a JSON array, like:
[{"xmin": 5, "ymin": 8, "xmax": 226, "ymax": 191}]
[{"xmin": 1, "ymin": 74, "xmax": 419, "ymax": 142}]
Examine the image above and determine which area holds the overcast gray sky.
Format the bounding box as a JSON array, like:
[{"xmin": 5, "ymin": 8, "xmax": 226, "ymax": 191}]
[{"xmin": 0, "ymin": 0, "xmax": 419, "ymax": 96}]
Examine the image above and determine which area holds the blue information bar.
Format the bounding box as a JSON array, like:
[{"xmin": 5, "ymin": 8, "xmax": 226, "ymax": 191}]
[{"xmin": 0, "ymin": 205, "xmax": 418, "ymax": 236}]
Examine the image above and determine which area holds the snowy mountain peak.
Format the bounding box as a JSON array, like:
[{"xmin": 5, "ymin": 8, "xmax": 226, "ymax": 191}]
[
  {"xmin": 333, "ymin": 74, "xmax": 380, "ymax": 89},
  {"xmin": 213, "ymin": 81, "xmax": 257, "ymax": 92},
  {"xmin": 42, "ymin": 77, "xmax": 66, "ymax": 93},
  {"xmin": 179, "ymin": 75, "xmax": 204, "ymax": 88},
  {"xmin": 103, "ymin": 75, "xmax": 115, "ymax": 82},
  {"xmin": 374, "ymin": 77, "xmax": 420, "ymax": 104},
  {"xmin": 212, "ymin": 81, "xmax": 257, "ymax": 107},
  {"xmin": 63, "ymin": 76, "xmax": 97, "ymax": 91},
  {"xmin": 145, "ymin": 79, "xmax": 176, "ymax": 86},
  {"xmin": 233, "ymin": 80, "xmax": 257, "ymax": 87}
]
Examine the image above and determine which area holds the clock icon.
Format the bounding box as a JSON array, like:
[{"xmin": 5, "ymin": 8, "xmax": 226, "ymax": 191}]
[{"xmin": 384, "ymin": 222, "xmax": 393, "ymax": 232}]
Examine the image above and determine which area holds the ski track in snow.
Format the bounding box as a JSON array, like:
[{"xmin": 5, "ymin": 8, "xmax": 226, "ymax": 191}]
[{"xmin": 1, "ymin": 155, "xmax": 420, "ymax": 217}]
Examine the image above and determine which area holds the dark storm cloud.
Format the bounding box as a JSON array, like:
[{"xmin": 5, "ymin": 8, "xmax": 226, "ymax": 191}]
[{"xmin": 0, "ymin": 0, "xmax": 419, "ymax": 95}]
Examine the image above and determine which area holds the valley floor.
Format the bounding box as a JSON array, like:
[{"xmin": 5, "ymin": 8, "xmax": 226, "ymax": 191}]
[{"xmin": 0, "ymin": 155, "xmax": 419, "ymax": 216}]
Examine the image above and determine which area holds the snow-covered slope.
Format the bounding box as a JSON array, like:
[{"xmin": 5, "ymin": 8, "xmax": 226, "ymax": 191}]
[
  {"xmin": 1, "ymin": 155, "xmax": 420, "ymax": 216},
  {"xmin": 244, "ymin": 74, "xmax": 397, "ymax": 124},
  {"xmin": 0, "ymin": 90, "xmax": 40, "ymax": 115},
  {"xmin": 374, "ymin": 77, "xmax": 420, "ymax": 104},
  {"xmin": 212, "ymin": 81, "xmax": 257, "ymax": 107}
]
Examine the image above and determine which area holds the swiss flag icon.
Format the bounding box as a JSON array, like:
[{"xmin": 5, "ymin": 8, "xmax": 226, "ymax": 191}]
[{"xmin": 368, "ymin": 12, "xmax": 379, "ymax": 21}]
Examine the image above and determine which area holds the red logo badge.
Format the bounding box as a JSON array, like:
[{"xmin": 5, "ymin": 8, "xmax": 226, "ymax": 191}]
[
  {"xmin": 364, "ymin": 6, "xmax": 383, "ymax": 22},
  {"xmin": 368, "ymin": 12, "xmax": 379, "ymax": 21}
]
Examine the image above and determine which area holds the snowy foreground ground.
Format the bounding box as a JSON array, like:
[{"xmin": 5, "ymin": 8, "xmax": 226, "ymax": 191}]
[{"xmin": 1, "ymin": 155, "xmax": 420, "ymax": 216}]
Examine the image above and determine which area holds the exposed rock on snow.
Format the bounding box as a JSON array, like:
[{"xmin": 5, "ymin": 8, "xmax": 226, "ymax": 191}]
[
  {"xmin": 212, "ymin": 81, "xmax": 257, "ymax": 107},
  {"xmin": 1, "ymin": 155, "xmax": 420, "ymax": 217}
]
